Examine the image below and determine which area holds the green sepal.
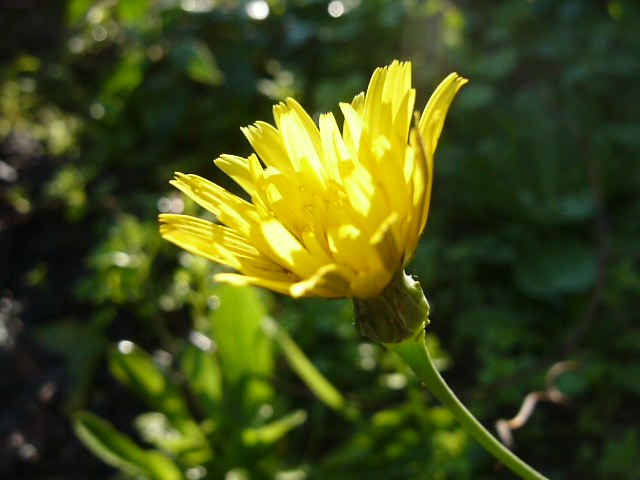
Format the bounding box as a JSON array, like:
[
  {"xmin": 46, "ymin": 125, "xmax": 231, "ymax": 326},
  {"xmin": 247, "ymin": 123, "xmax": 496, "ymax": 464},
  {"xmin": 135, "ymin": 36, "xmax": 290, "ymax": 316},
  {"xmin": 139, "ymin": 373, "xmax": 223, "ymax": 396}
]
[{"xmin": 353, "ymin": 270, "xmax": 430, "ymax": 343}]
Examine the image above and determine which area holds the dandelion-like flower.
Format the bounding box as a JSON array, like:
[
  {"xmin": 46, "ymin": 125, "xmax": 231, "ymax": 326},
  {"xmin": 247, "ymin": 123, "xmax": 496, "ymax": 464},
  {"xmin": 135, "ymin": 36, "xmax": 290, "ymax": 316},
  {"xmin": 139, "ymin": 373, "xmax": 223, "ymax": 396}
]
[
  {"xmin": 159, "ymin": 65, "xmax": 550, "ymax": 479},
  {"xmin": 160, "ymin": 61, "xmax": 466, "ymax": 303}
]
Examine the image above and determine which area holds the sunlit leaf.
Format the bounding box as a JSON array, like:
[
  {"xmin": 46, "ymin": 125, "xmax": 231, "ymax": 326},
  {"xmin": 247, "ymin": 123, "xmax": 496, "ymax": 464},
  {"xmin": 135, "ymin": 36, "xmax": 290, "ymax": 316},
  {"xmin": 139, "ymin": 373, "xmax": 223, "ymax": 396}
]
[
  {"xmin": 135, "ymin": 412, "xmax": 213, "ymax": 465},
  {"xmin": 242, "ymin": 410, "xmax": 307, "ymax": 446},
  {"xmin": 117, "ymin": 0, "xmax": 149, "ymax": 26},
  {"xmin": 109, "ymin": 343, "xmax": 211, "ymax": 458},
  {"xmin": 110, "ymin": 343, "xmax": 192, "ymax": 427},
  {"xmin": 209, "ymin": 284, "xmax": 273, "ymax": 413},
  {"xmin": 66, "ymin": 0, "xmax": 95, "ymax": 24},
  {"xmin": 181, "ymin": 343, "xmax": 223, "ymax": 417},
  {"xmin": 73, "ymin": 411, "xmax": 182, "ymax": 480},
  {"xmin": 263, "ymin": 317, "xmax": 345, "ymax": 412},
  {"xmin": 101, "ymin": 48, "xmax": 146, "ymax": 101},
  {"xmin": 174, "ymin": 39, "xmax": 223, "ymax": 86}
]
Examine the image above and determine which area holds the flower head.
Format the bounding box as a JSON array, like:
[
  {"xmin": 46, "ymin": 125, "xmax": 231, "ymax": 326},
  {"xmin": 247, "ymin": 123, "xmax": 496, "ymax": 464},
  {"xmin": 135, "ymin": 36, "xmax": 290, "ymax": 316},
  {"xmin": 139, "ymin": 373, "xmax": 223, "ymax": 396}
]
[{"xmin": 160, "ymin": 61, "xmax": 466, "ymax": 299}]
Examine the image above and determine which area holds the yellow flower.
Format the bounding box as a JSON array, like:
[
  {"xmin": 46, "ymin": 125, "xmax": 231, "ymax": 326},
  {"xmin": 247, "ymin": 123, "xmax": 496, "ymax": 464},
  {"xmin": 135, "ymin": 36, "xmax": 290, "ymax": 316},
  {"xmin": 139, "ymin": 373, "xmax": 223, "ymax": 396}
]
[{"xmin": 160, "ymin": 61, "xmax": 466, "ymax": 299}]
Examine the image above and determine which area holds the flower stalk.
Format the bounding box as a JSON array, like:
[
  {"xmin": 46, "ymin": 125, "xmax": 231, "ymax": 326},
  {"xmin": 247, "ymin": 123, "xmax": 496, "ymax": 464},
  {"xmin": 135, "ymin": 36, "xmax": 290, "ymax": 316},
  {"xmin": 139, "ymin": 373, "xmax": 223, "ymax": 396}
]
[{"xmin": 387, "ymin": 330, "xmax": 549, "ymax": 480}]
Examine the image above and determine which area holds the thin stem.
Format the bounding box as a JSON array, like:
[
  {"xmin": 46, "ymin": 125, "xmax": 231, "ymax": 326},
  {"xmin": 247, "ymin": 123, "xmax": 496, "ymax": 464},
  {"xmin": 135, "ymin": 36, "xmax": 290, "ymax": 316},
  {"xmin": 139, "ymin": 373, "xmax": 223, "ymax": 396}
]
[{"xmin": 388, "ymin": 331, "xmax": 549, "ymax": 480}]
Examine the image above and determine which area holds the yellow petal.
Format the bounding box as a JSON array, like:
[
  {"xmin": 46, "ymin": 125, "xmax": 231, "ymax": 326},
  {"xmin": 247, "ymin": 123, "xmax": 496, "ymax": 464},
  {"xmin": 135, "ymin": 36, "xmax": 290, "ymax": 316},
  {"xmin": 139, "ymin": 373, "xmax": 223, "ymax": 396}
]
[
  {"xmin": 326, "ymin": 223, "xmax": 370, "ymax": 273},
  {"xmin": 170, "ymin": 173, "xmax": 258, "ymax": 237},
  {"xmin": 419, "ymin": 72, "xmax": 468, "ymax": 156},
  {"xmin": 214, "ymin": 272, "xmax": 295, "ymax": 296},
  {"xmin": 274, "ymin": 98, "xmax": 327, "ymax": 192},
  {"xmin": 253, "ymin": 168, "xmax": 309, "ymax": 237},
  {"xmin": 214, "ymin": 154, "xmax": 256, "ymax": 197},
  {"xmin": 301, "ymin": 224, "xmax": 334, "ymax": 265},
  {"xmin": 289, "ymin": 263, "xmax": 355, "ymax": 298},
  {"xmin": 381, "ymin": 61, "xmax": 414, "ymax": 136},
  {"xmin": 160, "ymin": 214, "xmax": 291, "ymax": 278},
  {"xmin": 241, "ymin": 121, "xmax": 292, "ymax": 174},
  {"xmin": 350, "ymin": 272, "xmax": 395, "ymax": 299},
  {"xmin": 392, "ymin": 87, "xmax": 415, "ymax": 139},
  {"xmin": 356, "ymin": 132, "xmax": 409, "ymax": 223},
  {"xmin": 260, "ymin": 217, "xmax": 325, "ymax": 278},
  {"xmin": 403, "ymin": 127, "xmax": 429, "ymax": 260},
  {"xmin": 370, "ymin": 212, "xmax": 401, "ymax": 272},
  {"xmin": 363, "ymin": 64, "xmax": 390, "ymax": 138},
  {"xmin": 341, "ymin": 163, "xmax": 375, "ymax": 218},
  {"xmin": 339, "ymin": 102, "xmax": 363, "ymax": 157},
  {"xmin": 159, "ymin": 214, "xmax": 245, "ymax": 270},
  {"xmin": 350, "ymin": 91, "xmax": 365, "ymax": 117},
  {"xmin": 319, "ymin": 112, "xmax": 349, "ymax": 184}
]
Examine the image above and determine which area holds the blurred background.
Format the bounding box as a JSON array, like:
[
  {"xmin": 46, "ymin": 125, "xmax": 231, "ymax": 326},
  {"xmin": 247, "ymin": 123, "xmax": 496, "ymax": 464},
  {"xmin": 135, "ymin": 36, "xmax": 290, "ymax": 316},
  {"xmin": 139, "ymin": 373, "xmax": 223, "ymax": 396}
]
[{"xmin": 1, "ymin": 0, "xmax": 639, "ymax": 479}]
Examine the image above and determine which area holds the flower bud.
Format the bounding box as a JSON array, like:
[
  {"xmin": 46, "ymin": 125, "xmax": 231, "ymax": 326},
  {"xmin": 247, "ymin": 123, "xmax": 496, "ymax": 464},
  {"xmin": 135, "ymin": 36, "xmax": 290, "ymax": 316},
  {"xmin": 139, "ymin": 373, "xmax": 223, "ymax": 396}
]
[{"xmin": 354, "ymin": 270, "xmax": 430, "ymax": 343}]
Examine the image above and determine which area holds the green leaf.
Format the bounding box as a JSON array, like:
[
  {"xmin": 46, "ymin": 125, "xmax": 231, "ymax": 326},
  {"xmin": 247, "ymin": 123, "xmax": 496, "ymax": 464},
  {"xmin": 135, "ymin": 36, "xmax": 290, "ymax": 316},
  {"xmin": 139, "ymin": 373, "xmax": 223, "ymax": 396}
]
[
  {"xmin": 34, "ymin": 319, "xmax": 107, "ymax": 409},
  {"xmin": 473, "ymin": 48, "xmax": 517, "ymax": 80},
  {"xmin": 117, "ymin": 0, "xmax": 149, "ymax": 26},
  {"xmin": 599, "ymin": 123, "xmax": 640, "ymax": 148},
  {"xmin": 109, "ymin": 343, "xmax": 192, "ymax": 427},
  {"xmin": 135, "ymin": 412, "xmax": 213, "ymax": 465},
  {"xmin": 210, "ymin": 284, "xmax": 273, "ymax": 412},
  {"xmin": 180, "ymin": 343, "xmax": 222, "ymax": 417},
  {"xmin": 109, "ymin": 343, "xmax": 211, "ymax": 459},
  {"xmin": 175, "ymin": 40, "xmax": 223, "ymax": 86},
  {"xmin": 456, "ymin": 83, "xmax": 495, "ymax": 111},
  {"xmin": 66, "ymin": 0, "xmax": 95, "ymax": 24},
  {"xmin": 263, "ymin": 317, "xmax": 346, "ymax": 412},
  {"xmin": 518, "ymin": 190, "xmax": 595, "ymax": 224},
  {"xmin": 101, "ymin": 48, "xmax": 146, "ymax": 101},
  {"xmin": 73, "ymin": 411, "xmax": 182, "ymax": 480},
  {"xmin": 514, "ymin": 238, "xmax": 597, "ymax": 298},
  {"xmin": 242, "ymin": 410, "xmax": 307, "ymax": 446},
  {"xmin": 110, "ymin": 343, "xmax": 165, "ymax": 397}
]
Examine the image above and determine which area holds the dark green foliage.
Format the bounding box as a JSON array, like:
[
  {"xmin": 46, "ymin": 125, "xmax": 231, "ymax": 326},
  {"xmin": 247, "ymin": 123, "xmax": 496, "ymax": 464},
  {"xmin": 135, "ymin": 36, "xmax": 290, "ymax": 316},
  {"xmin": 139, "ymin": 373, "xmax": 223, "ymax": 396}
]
[{"xmin": 2, "ymin": 0, "xmax": 639, "ymax": 478}]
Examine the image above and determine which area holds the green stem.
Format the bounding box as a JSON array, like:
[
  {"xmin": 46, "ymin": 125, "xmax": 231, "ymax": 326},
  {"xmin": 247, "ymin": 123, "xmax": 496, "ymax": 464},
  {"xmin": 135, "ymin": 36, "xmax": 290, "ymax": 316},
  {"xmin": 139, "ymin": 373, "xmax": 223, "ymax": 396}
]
[{"xmin": 387, "ymin": 331, "xmax": 549, "ymax": 480}]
